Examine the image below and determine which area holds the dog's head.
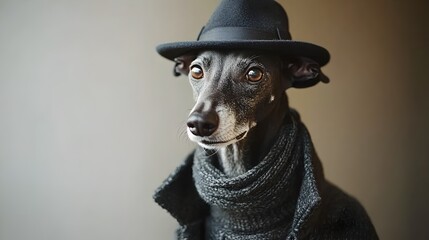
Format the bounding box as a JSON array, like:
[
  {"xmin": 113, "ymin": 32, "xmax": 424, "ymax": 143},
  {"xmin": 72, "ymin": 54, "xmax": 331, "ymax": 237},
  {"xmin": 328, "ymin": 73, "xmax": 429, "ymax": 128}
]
[{"xmin": 174, "ymin": 50, "xmax": 328, "ymax": 149}]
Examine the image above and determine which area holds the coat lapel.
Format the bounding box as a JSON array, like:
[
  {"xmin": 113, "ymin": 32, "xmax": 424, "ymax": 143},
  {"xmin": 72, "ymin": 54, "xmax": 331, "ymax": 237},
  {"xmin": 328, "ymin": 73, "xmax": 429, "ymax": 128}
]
[
  {"xmin": 153, "ymin": 151, "xmax": 209, "ymax": 226},
  {"xmin": 288, "ymin": 127, "xmax": 325, "ymax": 239}
]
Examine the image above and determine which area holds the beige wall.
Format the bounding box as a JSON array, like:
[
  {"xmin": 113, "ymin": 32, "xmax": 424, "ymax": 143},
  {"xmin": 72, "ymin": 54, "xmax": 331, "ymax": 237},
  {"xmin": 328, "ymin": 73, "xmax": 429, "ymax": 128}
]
[
  {"xmin": 285, "ymin": 1, "xmax": 429, "ymax": 239},
  {"xmin": 0, "ymin": 0, "xmax": 427, "ymax": 239}
]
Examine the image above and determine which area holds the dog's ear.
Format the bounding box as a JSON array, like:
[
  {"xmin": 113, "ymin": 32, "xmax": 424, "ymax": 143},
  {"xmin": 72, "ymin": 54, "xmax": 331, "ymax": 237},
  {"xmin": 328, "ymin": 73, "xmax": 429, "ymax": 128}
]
[
  {"xmin": 284, "ymin": 57, "xmax": 329, "ymax": 88},
  {"xmin": 173, "ymin": 55, "xmax": 196, "ymax": 77}
]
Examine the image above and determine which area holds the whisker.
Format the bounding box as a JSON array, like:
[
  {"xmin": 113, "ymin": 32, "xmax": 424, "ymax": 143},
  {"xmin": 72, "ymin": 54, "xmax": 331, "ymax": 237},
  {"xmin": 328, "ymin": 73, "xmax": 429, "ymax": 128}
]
[
  {"xmin": 249, "ymin": 55, "xmax": 261, "ymax": 61},
  {"xmin": 202, "ymin": 147, "xmax": 219, "ymax": 158},
  {"xmin": 177, "ymin": 121, "xmax": 191, "ymax": 143}
]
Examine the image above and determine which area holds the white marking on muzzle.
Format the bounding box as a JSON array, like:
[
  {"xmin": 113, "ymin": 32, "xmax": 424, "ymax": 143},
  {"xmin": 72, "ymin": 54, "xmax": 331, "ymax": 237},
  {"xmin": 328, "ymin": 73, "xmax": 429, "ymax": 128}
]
[{"xmin": 186, "ymin": 105, "xmax": 251, "ymax": 149}]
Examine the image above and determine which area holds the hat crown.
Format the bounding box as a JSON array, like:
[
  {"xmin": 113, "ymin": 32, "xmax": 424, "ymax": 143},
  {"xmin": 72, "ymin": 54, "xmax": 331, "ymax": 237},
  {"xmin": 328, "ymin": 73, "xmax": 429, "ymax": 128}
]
[{"xmin": 199, "ymin": 0, "xmax": 292, "ymax": 41}]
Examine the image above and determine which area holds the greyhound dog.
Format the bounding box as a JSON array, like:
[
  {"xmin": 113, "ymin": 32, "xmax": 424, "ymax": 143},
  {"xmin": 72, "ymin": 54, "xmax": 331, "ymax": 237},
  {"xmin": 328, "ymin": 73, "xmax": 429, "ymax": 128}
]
[
  {"xmin": 154, "ymin": 0, "xmax": 378, "ymax": 238},
  {"xmin": 175, "ymin": 50, "xmax": 328, "ymax": 177},
  {"xmin": 155, "ymin": 50, "xmax": 379, "ymax": 239}
]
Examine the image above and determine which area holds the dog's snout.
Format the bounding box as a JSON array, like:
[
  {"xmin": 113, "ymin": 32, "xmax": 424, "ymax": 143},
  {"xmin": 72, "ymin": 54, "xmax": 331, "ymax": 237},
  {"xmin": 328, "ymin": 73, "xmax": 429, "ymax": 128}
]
[{"xmin": 187, "ymin": 111, "xmax": 219, "ymax": 137}]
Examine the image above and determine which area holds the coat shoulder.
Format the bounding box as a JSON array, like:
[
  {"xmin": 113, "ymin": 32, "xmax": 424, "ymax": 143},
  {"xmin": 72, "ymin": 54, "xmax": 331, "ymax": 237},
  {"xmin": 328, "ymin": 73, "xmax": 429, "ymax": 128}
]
[{"xmin": 308, "ymin": 181, "xmax": 379, "ymax": 240}]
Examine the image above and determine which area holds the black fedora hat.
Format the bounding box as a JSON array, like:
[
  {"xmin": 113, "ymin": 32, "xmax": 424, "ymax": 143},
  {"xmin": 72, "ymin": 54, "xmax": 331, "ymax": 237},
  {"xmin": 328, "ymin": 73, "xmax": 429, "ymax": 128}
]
[{"xmin": 156, "ymin": 0, "xmax": 330, "ymax": 66}]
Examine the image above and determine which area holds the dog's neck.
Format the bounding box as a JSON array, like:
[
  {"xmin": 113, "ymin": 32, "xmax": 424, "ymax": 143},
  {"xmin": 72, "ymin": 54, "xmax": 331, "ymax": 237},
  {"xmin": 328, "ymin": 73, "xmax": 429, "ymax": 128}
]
[{"xmin": 218, "ymin": 93, "xmax": 290, "ymax": 177}]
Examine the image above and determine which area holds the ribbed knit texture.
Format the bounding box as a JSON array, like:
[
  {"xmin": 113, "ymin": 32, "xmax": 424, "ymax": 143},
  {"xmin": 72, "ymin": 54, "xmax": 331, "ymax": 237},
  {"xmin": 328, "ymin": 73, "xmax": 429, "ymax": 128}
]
[{"xmin": 192, "ymin": 116, "xmax": 301, "ymax": 239}]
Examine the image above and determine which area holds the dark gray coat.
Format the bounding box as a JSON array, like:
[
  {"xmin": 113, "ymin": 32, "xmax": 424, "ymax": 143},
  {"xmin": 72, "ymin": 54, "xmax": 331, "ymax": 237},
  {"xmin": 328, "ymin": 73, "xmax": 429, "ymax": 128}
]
[
  {"xmin": 154, "ymin": 120, "xmax": 378, "ymax": 239},
  {"xmin": 154, "ymin": 154, "xmax": 378, "ymax": 239}
]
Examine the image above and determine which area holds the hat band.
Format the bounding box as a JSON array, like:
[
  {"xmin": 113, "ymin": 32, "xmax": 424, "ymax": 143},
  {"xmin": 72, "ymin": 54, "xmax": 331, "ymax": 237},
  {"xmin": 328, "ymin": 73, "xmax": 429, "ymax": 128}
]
[{"xmin": 197, "ymin": 27, "xmax": 292, "ymax": 41}]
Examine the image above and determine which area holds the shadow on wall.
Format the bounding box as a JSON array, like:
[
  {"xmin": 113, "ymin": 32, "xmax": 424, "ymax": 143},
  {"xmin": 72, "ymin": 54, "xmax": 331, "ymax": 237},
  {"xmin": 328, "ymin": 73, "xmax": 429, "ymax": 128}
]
[{"xmin": 285, "ymin": 1, "xmax": 429, "ymax": 239}]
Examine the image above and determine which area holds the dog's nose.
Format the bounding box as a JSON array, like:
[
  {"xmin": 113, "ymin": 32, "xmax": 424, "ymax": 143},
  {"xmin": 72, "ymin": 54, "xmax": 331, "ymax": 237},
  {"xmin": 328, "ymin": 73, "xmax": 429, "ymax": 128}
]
[{"xmin": 187, "ymin": 111, "xmax": 219, "ymax": 137}]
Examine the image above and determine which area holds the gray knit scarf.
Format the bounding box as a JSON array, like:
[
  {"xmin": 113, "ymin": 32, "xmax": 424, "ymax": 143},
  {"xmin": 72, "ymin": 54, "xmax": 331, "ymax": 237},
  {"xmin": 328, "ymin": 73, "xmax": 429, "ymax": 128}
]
[{"xmin": 192, "ymin": 117, "xmax": 304, "ymax": 239}]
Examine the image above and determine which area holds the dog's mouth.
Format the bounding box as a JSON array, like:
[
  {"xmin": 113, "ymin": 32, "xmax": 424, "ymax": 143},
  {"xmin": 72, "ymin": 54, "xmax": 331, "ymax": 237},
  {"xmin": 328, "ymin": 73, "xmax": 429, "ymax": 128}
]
[{"xmin": 200, "ymin": 131, "xmax": 247, "ymax": 146}]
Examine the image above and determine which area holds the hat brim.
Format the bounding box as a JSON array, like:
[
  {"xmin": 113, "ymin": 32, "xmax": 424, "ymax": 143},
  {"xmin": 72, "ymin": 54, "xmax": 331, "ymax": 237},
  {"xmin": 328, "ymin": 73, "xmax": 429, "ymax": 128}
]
[{"xmin": 156, "ymin": 40, "xmax": 330, "ymax": 66}]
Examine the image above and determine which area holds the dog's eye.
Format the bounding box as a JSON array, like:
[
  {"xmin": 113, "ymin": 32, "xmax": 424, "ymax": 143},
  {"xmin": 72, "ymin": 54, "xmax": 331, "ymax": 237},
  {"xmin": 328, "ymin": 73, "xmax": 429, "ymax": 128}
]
[
  {"xmin": 190, "ymin": 65, "xmax": 204, "ymax": 79},
  {"xmin": 246, "ymin": 67, "xmax": 263, "ymax": 82}
]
